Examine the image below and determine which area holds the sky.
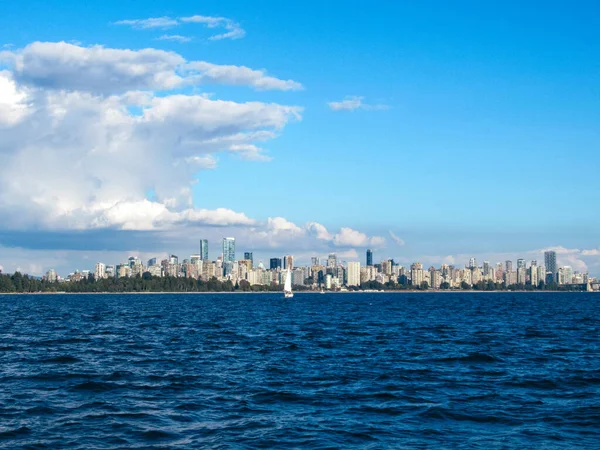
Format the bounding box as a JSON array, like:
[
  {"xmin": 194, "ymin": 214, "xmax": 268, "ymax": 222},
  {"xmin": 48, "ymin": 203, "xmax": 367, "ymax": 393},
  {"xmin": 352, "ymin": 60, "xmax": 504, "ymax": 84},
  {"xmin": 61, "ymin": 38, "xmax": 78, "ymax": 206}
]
[{"xmin": 0, "ymin": 0, "xmax": 599, "ymax": 276}]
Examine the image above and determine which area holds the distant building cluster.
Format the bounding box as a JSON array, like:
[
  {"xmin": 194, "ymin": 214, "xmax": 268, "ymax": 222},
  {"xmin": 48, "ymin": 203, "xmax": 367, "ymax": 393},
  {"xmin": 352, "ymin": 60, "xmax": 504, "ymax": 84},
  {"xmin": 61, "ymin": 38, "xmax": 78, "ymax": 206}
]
[{"xmin": 44, "ymin": 243, "xmax": 596, "ymax": 290}]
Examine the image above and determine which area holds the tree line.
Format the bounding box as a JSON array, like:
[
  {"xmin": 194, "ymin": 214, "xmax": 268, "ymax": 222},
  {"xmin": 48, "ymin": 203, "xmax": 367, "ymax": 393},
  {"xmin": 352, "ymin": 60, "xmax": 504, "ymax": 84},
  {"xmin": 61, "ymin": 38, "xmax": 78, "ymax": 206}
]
[{"xmin": 0, "ymin": 271, "xmax": 586, "ymax": 293}]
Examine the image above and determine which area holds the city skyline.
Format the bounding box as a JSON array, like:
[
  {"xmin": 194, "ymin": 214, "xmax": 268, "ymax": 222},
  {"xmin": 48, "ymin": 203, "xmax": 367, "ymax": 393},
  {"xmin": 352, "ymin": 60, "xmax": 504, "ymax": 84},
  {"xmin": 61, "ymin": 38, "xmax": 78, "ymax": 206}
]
[
  {"xmin": 33, "ymin": 244, "xmax": 595, "ymax": 292},
  {"xmin": 1, "ymin": 1, "xmax": 599, "ymax": 276}
]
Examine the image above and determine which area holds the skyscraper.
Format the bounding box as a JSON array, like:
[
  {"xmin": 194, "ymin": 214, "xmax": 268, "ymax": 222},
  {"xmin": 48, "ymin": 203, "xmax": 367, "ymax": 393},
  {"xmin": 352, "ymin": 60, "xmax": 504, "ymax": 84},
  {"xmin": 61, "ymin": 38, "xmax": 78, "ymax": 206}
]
[
  {"xmin": 347, "ymin": 262, "xmax": 361, "ymax": 286},
  {"xmin": 517, "ymin": 259, "xmax": 526, "ymax": 269},
  {"xmin": 244, "ymin": 252, "xmax": 253, "ymax": 265},
  {"xmin": 468, "ymin": 257, "xmax": 477, "ymax": 269},
  {"xmin": 200, "ymin": 239, "xmax": 208, "ymax": 261},
  {"xmin": 327, "ymin": 253, "xmax": 337, "ymax": 268},
  {"xmin": 505, "ymin": 260, "xmax": 513, "ymax": 273},
  {"xmin": 311, "ymin": 256, "xmax": 320, "ymax": 266},
  {"xmin": 270, "ymin": 258, "xmax": 282, "ymax": 270},
  {"xmin": 544, "ymin": 251, "xmax": 557, "ymax": 282},
  {"xmin": 366, "ymin": 249, "xmax": 373, "ymax": 266},
  {"xmin": 222, "ymin": 237, "xmax": 235, "ymax": 263},
  {"xmin": 283, "ymin": 255, "xmax": 293, "ymax": 270}
]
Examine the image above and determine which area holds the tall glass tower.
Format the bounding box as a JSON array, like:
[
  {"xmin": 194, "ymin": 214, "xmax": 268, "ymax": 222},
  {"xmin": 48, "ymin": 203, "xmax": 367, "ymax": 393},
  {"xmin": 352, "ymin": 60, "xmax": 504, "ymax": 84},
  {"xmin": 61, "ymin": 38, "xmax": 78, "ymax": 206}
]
[
  {"xmin": 222, "ymin": 237, "xmax": 236, "ymax": 263},
  {"xmin": 544, "ymin": 250, "xmax": 557, "ymax": 282},
  {"xmin": 366, "ymin": 249, "xmax": 373, "ymax": 266},
  {"xmin": 244, "ymin": 252, "xmax": 253, "ymax": 264},
  {"xmin": 199, "ymin": 239, "xmax": 208, "ymax": 261}
]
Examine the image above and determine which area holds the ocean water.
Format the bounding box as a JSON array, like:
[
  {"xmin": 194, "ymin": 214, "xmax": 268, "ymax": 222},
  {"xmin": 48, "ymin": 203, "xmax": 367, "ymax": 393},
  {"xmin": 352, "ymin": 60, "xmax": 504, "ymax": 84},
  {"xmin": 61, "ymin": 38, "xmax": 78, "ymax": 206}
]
[{"xmin": 0, "ymin": 292, "xmax": 599, "ymax": 449}]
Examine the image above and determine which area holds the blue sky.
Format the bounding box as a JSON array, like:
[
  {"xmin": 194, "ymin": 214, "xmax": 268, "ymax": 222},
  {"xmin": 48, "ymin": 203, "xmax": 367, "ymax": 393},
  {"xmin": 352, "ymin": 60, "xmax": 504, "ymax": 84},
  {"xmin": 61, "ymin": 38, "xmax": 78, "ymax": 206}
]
[{"xmin": 0, "ymin": 0, "xmax": 599, "ymax": 275}]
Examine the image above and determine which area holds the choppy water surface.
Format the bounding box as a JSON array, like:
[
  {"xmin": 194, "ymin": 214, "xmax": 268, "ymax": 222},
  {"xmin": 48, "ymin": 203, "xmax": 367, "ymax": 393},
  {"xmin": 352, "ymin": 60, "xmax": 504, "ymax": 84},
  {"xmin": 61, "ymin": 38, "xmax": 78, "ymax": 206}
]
[{"xmin": 1, "ymin": 292, "xmax": 599, "ymax": 448}]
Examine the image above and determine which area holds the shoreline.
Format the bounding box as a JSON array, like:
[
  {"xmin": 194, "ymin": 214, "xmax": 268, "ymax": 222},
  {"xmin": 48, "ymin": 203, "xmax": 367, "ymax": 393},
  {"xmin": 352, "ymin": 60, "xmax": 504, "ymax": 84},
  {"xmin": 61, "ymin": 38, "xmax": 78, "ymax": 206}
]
[{"xmin": 0, "ymin": 290, "xmax": 593, "ymax": 295}]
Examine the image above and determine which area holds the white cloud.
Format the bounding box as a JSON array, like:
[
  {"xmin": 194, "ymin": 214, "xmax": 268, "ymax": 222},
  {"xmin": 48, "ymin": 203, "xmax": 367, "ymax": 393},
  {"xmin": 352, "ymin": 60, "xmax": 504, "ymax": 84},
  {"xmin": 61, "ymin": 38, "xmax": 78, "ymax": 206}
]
[
  {"xmin": 114, "ymin": 14, "xmax": 246, "ymax": 41},
  {"xmin": 307, "ymin": 222, "xmax": 333, "ymax": 241},
  {"xmin": 0, "ymin": 71, "xmax": 29, "ymax": 127},
  {"xmin": 327, "ymin": 95, "xmax": 389, "ymax": 112},
  {"xmin": 0, "ymin": 42, "xmax": 302, "ymax": 94},
  {"xmin": 268, "ymin": 217, "xmax": 304, "ymax": 234},
  {"xmin": 185, "ymin": 61, "xmax": 303, "ymax": 91},
  {"xmin": 113, "ymin": 17, "xmax": 179, "ymax": 29},
  {"xmin": 389, "ymin": 230, "xmax": 405, "ymax": 246},
  {"xmin": 180, "ymin": 15, "xmax": 245, "ymax": 40},
  {"xmin": 184, "ymin": 155, "xmax": 217, "ymax": 169},
  {"xmin": 581, "ymin": 248, "xmax": 599, "ymax": 256},
  {"xmin": 1, "ymin": 42, "xmax": 185, "ymax": 94},
  {"xmin": 156, "ymin": 34, "xmax": 192, "ymax": 43},
  {"xmin": 0, "ymin": 42, "xmax": 302, "ymax": 233},
  {"xmin": 332, "ymin": 227, "xmax": 385, "ymax": 248}
]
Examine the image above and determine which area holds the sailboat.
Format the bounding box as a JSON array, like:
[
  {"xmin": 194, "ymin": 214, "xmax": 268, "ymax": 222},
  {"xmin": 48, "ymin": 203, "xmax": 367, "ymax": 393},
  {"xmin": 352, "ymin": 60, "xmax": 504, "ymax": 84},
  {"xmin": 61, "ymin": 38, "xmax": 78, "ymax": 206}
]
[{"xmin": 284, "ymin": 268, "xmax": 294, "ymax": 298}]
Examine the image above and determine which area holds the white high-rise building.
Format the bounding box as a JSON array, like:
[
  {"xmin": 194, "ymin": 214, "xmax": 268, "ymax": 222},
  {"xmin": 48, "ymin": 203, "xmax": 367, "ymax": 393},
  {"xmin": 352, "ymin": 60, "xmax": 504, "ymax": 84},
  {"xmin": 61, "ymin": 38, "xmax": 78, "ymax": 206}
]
[
  {"xmin": 529, "ymin": 265, "xmax": 538, "ymax": 286},
  {"xmin": 327, "ymin": 253, "xmax": 337, "ymax": 268},
  {"xmin": 347, "ymin": 262, "xmax": 361, "ymax": 286},
  {"xmin": 537, "ymin": 265, "xmax": 546, "ymax": 285},
  {"xmin": 411, "ymin": 262, "xmax": 424, "ymax": 287},
  {"xmin": 563, "ymin": 266, "xmax": 573, "ymax": 284},
  {"xmin": 94, "ymin": 262, "xmax": 106, "ymax": 280}
]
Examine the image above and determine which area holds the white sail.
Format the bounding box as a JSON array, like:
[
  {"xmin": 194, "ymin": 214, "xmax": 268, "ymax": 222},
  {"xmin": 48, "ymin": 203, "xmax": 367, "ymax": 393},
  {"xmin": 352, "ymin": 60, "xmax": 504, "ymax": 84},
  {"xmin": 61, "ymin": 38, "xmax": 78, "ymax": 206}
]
[{"xmin": 284, "ymin": 268, "xmax": 293, "ymax": 298}]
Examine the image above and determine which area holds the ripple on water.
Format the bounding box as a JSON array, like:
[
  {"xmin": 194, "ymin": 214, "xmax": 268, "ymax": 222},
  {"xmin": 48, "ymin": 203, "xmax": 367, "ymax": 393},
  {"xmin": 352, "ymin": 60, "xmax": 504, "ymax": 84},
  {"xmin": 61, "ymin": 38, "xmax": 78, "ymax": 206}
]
[{"xmin": 0, "ymin": 292, "xmax": 599, "ymax": 448}]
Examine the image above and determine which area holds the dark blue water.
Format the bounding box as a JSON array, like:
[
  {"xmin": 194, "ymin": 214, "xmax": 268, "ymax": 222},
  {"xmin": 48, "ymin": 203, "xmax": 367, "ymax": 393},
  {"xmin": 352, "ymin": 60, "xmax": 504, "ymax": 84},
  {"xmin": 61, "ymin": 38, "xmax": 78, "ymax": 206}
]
[{"xmin": 1, "ymin": 293, "xmax": 599, "ymax": 448}]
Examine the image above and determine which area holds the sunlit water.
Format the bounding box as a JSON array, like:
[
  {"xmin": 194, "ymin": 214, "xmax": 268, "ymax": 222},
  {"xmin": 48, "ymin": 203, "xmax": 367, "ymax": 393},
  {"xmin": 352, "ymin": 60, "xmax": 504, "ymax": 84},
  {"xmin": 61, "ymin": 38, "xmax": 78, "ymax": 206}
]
[{"xmin": 1, "ymin": 292, "xmax": 599, "ymax": 448}]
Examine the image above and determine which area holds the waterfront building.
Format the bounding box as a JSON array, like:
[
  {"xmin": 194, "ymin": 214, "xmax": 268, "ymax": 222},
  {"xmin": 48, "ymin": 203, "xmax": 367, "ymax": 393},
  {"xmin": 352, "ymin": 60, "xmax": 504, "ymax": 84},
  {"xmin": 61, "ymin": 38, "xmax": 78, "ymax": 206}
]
[
  {"xmin": 517, "ymin": 267, "xmax": 527, "ymax": 285},
  {"xmin": 366, "ymin": 249, "xmax": 373, "ymax": 266},
  {"xmin": 283, "ymin": 255, "xmax": 294, "ymax": 270},
  {"xmin": 292, "ymin": 268, "xmax": 305, "ymax": 286},
  {"xmin": 327, "ymin": 253, "xmax": 337, "ymax": 268},
  {"xmin": 325, "ymin": 274, "xmax": 332, "ymax": 289},
  {"xmin": 469, "ymin": 257, "xmax": 477, "ymax": 269},
  {"xmin": 410, "ymin": 262, "xmax": 424, "ymax": 286},
  {"xmin": 517, "ymin": 259, "xmax": 526, "ymax": 269},
  {"xmin": 45, "ymin": 269, "xmax": 57, "ymax": 282},
  {"xmin": 94, "ymin": 262, "xmax": 106, "ymax": 280},
  {"xmin": 244, "ymin": 252, "xmax": 253, "ymax": 267},
  {"xmin": 222, "ymin": 237, "xmax": 235, "ymax": 263},
  {"xmin": 381, "ymin": 260, "xmax": 393, "ymax": 276},
  {"xmin": 147, "ymin": 265, "xmax": 162, "ymax": 277},
  {"xmin": 544, "ymin": 251, "xmax": 557, "ymax": 282},
  {"xmin": 563, "ymin": 266, "xmax": 573, "ymax": 284},
  {"xmin": 430, "ymin": 269, "xmax": 442, "ymax": 289},
  {"xmin": 347, "ymin": 261, "xmax": 361, "ymax": 286},
  {"xmin": 147, "ymin": 258, "xmax": 157, "ymax": 267},
  {"xmin": 505, "ymin": 260, "xmax": 513, "ymax": 273},
  {"xmin": 169, "ymin": 255, "xmax": 178, "ymax": 265},
  {"xmin": 270, "ymin": 258, "xmax": 282, "ymax": 270},
  {"xmin": 483, "ymin": 261, "xmax": 490, "ymax": 276},
  {"xmin": 537, "ymin": 265, "xmax": 546, "ymax": 285},
  {"xmin": 200, "ymin": 240, "xmax": 208, "ymax": 261},
  {"xmin": 529, "ymin": 265, "xmax": 538, "ymax": 286}
]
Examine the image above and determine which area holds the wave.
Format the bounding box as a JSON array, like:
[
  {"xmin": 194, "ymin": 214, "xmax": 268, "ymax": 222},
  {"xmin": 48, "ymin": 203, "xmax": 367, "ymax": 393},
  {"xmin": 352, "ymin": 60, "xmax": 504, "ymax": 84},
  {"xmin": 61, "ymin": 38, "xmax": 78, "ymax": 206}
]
[{"xmin": 434, "ymin": 352, "xmax": 502, "ymax": 363}]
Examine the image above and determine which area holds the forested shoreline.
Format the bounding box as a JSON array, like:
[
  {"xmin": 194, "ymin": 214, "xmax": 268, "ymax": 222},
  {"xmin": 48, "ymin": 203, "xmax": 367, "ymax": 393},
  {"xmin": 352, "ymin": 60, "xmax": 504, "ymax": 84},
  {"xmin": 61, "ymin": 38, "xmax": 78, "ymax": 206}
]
[{"xmin": 0, "ymin": 271, "xmax": 587, "ymax": 293}]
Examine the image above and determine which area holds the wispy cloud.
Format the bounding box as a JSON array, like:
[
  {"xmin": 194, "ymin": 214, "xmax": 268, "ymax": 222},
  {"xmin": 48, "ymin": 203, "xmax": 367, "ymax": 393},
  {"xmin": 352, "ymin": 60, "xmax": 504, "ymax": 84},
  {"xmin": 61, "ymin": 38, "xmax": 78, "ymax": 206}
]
[
  {"xmin": 327, "ymin": 95, "xmax": 389, "ymax": 112},
  {"xmin": 389, "ymin": 231, "xmax": 405, "ymax": 246},
  {"xmin": 185, "ymin": 61, "xmax": 303, "ymax": 91},
  {"xmin": 155, "ymin": 34, "xmax": 192, "ymax": 43},
  {"xmin": 113, "ymin": 14, "xmax": 245, "ymax": 41},
  {"xmin": 113, "ymin": 17, "xmax": 179, "ymax": 30},
  {"xmin": 180, "ymin": 15, "xmax": 245, "ymax": 41}
]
